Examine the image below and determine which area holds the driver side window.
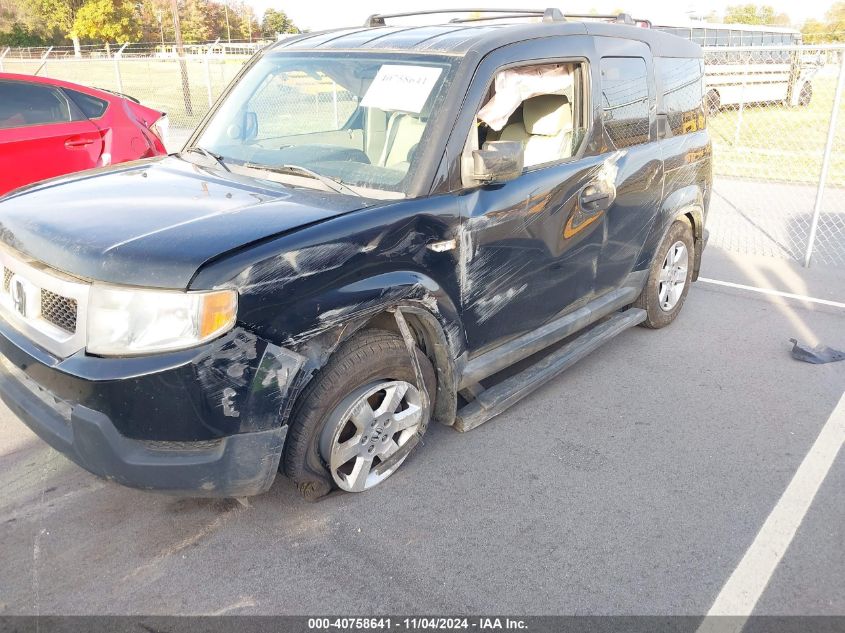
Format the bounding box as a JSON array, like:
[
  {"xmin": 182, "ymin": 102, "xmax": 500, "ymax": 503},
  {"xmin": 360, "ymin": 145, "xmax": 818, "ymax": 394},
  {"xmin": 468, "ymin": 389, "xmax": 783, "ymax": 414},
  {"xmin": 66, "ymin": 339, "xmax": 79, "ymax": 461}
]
[{"xmin": 466, "ymin": 61, "xmax": 588, "ymax": 178}]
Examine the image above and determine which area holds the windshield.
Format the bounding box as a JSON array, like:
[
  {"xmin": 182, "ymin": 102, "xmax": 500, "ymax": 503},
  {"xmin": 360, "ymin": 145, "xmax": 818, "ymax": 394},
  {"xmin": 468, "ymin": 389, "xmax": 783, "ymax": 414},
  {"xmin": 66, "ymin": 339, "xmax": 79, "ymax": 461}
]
[{"xmin": 194, "ymin": 52, "xmax": 457, "ymax": 197}]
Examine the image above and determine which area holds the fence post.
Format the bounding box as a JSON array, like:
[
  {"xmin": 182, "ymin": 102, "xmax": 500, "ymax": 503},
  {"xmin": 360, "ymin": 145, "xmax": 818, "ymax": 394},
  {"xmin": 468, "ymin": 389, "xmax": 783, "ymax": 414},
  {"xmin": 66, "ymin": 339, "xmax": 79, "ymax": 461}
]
[
  {"xmin": 733, "ymin": 73, "xmax": 747, "ymax": 147},
  {"xmin": 34, "ymin": 46, "xmax": 53, "ymax": 76},
  {"xmin": 804, "ymin": 50, "xmax": 845, "ymax": 267},
  {"xmin": 0, "ymin": 47, "xmax": 9, "ymax": 72},
  {"xmin": 205, "ymin": 38, "xmax": 220, "ymax": 108},
  {"xmin": 114, "ymin": 43, "xmax": 129, "ymax": 93},
  {"xmin": 332, "ymin": 81, "xmax": 338, "ymax": 128}
]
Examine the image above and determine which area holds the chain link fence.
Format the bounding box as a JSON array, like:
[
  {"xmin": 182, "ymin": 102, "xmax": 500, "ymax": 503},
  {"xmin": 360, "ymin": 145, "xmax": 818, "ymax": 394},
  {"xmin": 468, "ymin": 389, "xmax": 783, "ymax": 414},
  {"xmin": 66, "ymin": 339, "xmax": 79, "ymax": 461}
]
[
  {"xmin": 1, "ymin": 42, "xmax": 844, "ymax": 267},
  {"xmin": 704, "ymin": 44, "xmax": 845, "ymax": 267},
  {"xmin": 0, "ymin": 47, "xmax": 253, "ymax": 148}
]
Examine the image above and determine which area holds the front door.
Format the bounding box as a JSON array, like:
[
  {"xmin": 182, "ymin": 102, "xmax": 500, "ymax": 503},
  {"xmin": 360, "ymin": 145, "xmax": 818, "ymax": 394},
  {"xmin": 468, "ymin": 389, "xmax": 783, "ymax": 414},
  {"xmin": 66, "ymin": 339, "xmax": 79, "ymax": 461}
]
[{"xmin": 449, "ymin": 37, "xmax": 609, "ymax": 354}]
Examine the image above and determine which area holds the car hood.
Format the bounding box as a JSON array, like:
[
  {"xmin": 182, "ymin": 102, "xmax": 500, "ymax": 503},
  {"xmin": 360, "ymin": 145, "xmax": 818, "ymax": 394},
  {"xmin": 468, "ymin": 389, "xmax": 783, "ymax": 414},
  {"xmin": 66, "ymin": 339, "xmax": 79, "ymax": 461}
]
[{"xmin": 0, "ymin": 156, "xmax": 374, "ymax": 289}]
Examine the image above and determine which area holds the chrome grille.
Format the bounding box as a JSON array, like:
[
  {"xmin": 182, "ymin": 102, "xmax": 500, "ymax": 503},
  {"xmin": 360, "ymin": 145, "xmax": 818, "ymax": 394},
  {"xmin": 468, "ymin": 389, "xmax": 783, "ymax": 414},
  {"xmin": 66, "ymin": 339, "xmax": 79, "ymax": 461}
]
[
  {"xmin": 0, "ymin": 247, "xmax": 90, "ymax": 358},
  {"xmin": 40, "ymin": 289, "xmax": 78, "ymax": 333}
]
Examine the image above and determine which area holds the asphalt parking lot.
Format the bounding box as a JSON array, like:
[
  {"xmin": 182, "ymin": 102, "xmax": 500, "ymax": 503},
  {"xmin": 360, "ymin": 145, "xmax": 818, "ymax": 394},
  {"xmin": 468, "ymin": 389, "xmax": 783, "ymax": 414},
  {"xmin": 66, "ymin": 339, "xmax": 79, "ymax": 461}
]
[{"xmin": 1, "ymin": 247, "xmax": 843, "ymax": 616}]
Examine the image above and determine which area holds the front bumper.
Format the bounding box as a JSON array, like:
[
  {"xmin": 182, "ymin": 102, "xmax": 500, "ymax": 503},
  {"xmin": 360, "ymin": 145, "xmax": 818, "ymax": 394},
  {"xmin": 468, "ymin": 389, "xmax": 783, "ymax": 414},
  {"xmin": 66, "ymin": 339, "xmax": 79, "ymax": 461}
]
[{"xmin": 0, "ymin": 320, "xmax": 306, "ymax": 496}]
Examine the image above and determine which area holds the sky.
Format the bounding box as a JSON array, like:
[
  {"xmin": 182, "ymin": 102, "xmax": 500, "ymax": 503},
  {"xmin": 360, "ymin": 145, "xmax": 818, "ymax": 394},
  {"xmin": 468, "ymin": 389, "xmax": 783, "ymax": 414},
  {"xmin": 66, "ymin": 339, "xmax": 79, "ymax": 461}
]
[{"xmin": 246, "ymin": 0, "xmax": 835, "ymax": 31}]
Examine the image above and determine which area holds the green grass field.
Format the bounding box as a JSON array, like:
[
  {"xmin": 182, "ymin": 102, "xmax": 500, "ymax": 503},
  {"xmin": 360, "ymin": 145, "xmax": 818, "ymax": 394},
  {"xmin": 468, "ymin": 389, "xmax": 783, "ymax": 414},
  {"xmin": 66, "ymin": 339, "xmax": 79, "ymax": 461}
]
[{"xmin": 708, "ymin": 76, "xmax": 845, "ymax": 186}]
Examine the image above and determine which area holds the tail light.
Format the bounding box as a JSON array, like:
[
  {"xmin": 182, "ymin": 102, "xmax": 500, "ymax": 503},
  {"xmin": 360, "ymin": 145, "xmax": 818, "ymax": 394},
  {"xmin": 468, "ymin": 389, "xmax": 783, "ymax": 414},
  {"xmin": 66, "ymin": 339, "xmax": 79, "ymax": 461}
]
[{"xmin": 150, "ymin": 114, "xmax": 169, "ymax": 149}]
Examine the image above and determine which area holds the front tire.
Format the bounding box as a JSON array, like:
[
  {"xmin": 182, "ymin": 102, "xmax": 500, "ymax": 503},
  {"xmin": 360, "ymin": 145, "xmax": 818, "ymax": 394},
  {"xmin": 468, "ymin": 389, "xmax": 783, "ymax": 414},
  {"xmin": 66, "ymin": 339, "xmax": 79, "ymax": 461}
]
[
  {"xmin": 634, "ymin": 219, "xmax": 694, "ymax": 329},
  {"xmin": 283, "ymin": 328, "xmax": 436, "ymax": 500}
]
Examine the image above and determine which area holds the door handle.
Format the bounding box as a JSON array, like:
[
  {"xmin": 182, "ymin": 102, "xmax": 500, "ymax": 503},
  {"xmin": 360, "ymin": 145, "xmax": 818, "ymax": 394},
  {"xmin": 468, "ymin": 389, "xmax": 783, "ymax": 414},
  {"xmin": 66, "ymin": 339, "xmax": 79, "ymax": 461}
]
[
  {"xmin": 64, "ymin": 137, "xmax": 95, "ymax": 149},
  {"xmin": 579, "ymin": 183, "xmax": 613, "ymax": 209}
]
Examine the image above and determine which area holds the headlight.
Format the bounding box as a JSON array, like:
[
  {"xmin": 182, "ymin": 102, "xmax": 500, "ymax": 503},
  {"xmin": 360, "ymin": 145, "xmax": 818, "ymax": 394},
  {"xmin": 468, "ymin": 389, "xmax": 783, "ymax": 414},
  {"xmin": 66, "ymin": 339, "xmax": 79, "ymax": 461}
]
[{"xmin": 87, "ymin": 285, "xmax": 237, "ymax": 356}]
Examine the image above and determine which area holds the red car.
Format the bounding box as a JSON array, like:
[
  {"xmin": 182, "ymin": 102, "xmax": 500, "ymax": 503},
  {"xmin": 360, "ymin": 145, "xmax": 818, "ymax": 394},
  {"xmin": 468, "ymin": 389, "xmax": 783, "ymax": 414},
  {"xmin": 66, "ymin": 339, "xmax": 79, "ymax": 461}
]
[{"xmin": 0, "ymin": 73, "xmax": 168, "ymax": 196}]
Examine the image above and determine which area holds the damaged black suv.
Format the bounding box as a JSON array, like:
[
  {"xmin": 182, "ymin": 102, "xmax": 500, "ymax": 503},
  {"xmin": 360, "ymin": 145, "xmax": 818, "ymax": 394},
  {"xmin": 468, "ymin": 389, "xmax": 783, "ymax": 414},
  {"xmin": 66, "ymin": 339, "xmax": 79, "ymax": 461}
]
[{"xmin": 0, "ymin": 9, "xmax": 710, "ymax": 499}]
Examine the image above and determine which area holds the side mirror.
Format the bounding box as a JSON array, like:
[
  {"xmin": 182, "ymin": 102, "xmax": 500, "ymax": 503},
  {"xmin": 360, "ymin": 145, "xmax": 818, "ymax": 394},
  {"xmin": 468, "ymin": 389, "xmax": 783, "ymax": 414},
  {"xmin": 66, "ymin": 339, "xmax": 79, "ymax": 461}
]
[
  {"xmin": 472, "ymin": 141, "xmax": 524, "ymax": 184},
  {"xmin": 243, "ymin": 111, "xmax": 258, "ymax": 140}
]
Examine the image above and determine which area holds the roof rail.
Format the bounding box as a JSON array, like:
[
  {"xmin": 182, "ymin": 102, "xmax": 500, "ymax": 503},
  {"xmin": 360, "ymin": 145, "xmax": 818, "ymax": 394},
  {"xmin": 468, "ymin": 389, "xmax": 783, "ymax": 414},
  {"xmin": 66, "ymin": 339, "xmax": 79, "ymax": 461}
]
[
  {"xmin": 563, "ymin": 13, "xmax": 652, "ymax": 27},
  {"xmin": 364, "ymin": 8, "xmax": 566, "ymax": 27}
]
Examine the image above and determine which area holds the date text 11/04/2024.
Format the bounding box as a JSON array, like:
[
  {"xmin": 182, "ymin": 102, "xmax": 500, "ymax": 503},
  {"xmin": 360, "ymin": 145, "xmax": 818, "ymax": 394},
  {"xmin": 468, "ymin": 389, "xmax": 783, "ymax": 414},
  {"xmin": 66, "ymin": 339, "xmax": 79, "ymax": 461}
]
[{"xmin": 307, "ymin": 618, "xmax": 528, "ymax": 630}]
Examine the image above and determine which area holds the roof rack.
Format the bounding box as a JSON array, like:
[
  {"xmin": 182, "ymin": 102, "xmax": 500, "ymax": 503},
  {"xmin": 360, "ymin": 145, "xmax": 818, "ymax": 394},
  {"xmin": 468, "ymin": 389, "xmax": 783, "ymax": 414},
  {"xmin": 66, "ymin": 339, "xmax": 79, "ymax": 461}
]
[
  {"xmin": 564, "ymin": 13, "xmax": 652, "ymax": 27},
  {"xmin": 364, "ymin": 8, "xmax": 566, "ymax": 27}
]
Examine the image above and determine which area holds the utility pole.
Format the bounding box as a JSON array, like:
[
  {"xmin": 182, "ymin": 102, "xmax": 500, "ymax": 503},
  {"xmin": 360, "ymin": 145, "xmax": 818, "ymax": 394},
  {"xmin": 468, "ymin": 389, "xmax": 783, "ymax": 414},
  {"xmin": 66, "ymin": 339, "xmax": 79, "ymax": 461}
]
[
  {"xmin": 224, "ymin": 0, "xmax": 231, "ymax": 43},
  {"xmin": 170, "ymin": 0, "xmax": 193, "ymax": 115},
  {"xmin": 156, "ymin": 10, "xmax": 165, "ymax": 51}
]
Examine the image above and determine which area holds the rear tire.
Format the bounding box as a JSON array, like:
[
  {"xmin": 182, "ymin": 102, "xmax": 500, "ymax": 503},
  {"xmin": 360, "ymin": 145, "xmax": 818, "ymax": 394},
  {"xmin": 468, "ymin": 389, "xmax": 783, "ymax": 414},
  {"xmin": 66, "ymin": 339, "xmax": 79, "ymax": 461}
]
[
  {"xmin": 634, "ymin": 219, "xmax": 694, "ymax": 329},
  {"xmin": 283, "ymin": 328, "xmax": 436, "ymax": 501}
]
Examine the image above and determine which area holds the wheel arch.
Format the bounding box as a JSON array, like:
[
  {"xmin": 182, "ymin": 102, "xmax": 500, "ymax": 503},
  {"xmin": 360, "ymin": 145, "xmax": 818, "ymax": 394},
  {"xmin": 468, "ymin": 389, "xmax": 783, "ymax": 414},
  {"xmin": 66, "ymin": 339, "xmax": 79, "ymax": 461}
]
[
  {"xmin": 635, "ymin": 184, "xmax": 705, "ymax": 277},
  {"xmin": 680, "ymin": 204, "xmax": 705, "ymax": 281},
  {"xmin": 288, "ymin": 271, "xmax": 464, "ymax": 429},
  {"xmin": 667, "ymin": 204, "xmax": 704, "ymax": 281}
]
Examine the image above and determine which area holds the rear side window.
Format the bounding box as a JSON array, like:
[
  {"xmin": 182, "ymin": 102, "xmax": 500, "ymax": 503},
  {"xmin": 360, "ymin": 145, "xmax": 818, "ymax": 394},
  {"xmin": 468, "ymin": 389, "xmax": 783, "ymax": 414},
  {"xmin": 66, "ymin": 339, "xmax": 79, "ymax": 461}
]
[
  {"xmin": 0, "ymin": 81, "xmax": 75, "ymax": 129},
  {"xmin": 656, "ymin": 57, "xmax": 706, "ymax": 137},
  {"xmin": 64, "ymin": 88, "xmax": 109, "ymax": 119},
  {"xmin": 599, "ymin": 57, "xmax": 651, "ymax": 149}
]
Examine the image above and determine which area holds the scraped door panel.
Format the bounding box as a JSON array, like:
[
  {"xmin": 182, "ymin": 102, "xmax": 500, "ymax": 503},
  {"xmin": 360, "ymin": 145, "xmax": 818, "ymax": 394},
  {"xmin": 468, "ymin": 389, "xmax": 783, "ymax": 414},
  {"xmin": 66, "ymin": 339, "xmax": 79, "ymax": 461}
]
[
  {"xmin": 460, "ymin": 155, "xmax": 612, "ymax": 353},
  {"xmin": 593, "ymin": 42, "xmax": 665, "ymax": 294}
]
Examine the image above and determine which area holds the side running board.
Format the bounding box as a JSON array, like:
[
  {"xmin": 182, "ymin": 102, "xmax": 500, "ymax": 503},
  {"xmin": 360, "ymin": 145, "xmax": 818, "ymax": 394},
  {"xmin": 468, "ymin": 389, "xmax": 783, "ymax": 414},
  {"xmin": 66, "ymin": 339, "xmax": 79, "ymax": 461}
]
[{"xmin": 454, "ymin": 308, "xmax": 646, "ymax": 433}]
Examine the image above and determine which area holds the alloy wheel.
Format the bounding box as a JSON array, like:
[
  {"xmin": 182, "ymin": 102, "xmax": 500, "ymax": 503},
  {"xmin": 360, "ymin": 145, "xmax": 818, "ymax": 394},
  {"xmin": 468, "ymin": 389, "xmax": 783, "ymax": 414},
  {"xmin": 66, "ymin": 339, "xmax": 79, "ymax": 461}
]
[
  {"xmin": 319, "ymin": 380, "xmax": 424, "ymax": 492},
  {"xmin": 657, "ymin": 241, "xmax": 689, "ymax": 312}
]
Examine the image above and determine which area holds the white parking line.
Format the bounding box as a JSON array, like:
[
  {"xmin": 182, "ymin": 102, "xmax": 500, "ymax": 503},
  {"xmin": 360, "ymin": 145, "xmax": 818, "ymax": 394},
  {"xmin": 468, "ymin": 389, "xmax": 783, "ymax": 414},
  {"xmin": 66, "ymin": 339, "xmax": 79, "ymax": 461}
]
[
  {"xmin": 698, "ymin": 277, "xmax": 845, "ymax": 310},
  {"xmin": 698, "ymin": 390, "xmax": 845, "ymax": 632}
]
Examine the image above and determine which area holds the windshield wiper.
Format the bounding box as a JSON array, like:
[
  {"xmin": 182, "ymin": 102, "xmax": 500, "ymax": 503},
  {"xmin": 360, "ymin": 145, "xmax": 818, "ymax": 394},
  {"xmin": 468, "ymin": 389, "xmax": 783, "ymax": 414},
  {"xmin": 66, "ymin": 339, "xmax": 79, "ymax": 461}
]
[
  {"xmin": 241, "ymin": 163, "xmax": 361, "ymax": 197},
  {"xmin": 183, "ymin": 146, "xmax": 230, "ymax": 172}
]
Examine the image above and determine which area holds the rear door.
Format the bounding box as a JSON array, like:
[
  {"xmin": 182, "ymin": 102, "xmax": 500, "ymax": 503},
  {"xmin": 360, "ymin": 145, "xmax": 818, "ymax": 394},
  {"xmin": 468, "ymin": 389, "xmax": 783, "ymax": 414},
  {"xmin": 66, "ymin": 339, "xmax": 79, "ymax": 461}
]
[
  {"xmin": 591, "ymin": 40, "xmax": 665, "ymax": 295},
  {"xmin": 0, "ymin": 80, "xmax": 104, "ymax": 195}
]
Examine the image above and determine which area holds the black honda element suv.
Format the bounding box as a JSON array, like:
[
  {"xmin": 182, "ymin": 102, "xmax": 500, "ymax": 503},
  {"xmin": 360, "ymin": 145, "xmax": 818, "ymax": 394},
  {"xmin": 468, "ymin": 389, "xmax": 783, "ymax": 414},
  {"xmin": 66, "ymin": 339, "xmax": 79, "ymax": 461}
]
[{"xmin": 0, "ymin": 9, "xmax": 710, "ymax": 499}]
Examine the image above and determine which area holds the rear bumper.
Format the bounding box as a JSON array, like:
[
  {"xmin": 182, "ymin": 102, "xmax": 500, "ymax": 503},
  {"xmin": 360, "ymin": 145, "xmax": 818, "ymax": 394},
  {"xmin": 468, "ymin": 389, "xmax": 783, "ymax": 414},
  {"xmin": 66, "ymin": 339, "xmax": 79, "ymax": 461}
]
[{"xmin": 0, "ymin": 320, "xmax": 306, "ymax": 497}]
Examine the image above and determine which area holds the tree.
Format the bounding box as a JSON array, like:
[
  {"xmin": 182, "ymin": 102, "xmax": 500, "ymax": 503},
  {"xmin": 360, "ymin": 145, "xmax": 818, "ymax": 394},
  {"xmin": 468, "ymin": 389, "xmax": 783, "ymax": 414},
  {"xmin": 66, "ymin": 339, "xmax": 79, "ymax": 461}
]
[
  {"xmin": 137, "ymin": 0, "xmax": 171, "ymax": 45},
  {"xmin": 73, "ymin": 0, "xmax": 141, "ymax": 46},
  {"xmin": 724, "ymin": 4, "xmax": 791, "ymax": 26},
  {"xmin": 1, "ymin": 0, "xmax": 35, "ymax": 32},
  {"xmin": 801, "ymin": 18, "xmax": 829, "ymax": 43},
  {"xmin": 35, "ymin": 0, "xmax": 86, "ymax": 54},
  {"xmin": 179, "ymin": 0, "xmax": 213, "ymax": 41},
  {"xmin": 0, "ymin": 23, "xmax": 48, "ymax": 46},
  {"xmin": 224, "ymin": 1, "xmax": 257, "ymax": 40},
  {"xmin": 1, "ymin": 0, "xmax": 50, "ymax": 46},
  {"xmin": 261, "ymin": 8, "xmax": 297, "ymax": 38},
  {"xmin": 801, "ymin": 2, "xmax": 845, "ymax": 43},
  {"xmin": 822, "ymin": 2, "xmax": 845, "ymax": 41}
]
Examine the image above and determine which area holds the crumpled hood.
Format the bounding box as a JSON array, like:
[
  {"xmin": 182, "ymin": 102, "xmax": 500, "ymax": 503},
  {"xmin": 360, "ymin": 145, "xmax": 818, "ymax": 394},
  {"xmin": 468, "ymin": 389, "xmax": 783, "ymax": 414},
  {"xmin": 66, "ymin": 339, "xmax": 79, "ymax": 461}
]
[{"xmin": 0, "ymin": 156, "xmax": 371, "ymax": 288}]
